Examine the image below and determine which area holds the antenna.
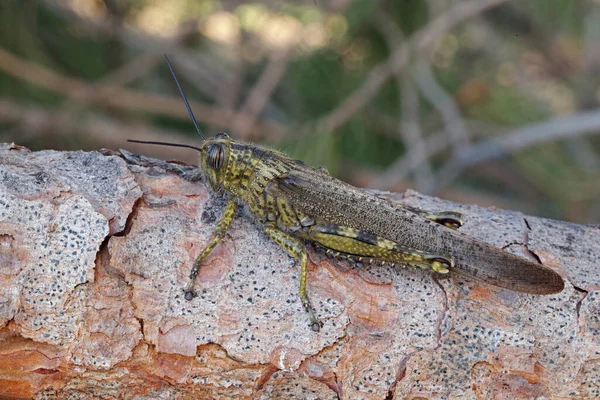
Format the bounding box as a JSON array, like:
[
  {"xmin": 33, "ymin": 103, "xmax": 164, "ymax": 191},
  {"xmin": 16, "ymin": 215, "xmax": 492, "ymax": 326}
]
[
  {"xmin": 164, "ymin": 55, "xmax": 205, "ymax": 140},
  {"xmin": 127, "ymin": 139, "xmax": 202, "ymax": 152}
]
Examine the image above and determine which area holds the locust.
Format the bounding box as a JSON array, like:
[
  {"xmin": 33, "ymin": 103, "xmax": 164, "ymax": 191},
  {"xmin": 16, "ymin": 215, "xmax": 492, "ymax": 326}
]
[{"xmin": 129, "ymin": 56, "xmax": 565, "ymax": 332}]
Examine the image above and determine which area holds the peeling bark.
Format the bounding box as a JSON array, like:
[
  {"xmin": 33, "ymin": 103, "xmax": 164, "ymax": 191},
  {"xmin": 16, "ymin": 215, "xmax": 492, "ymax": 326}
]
[{"xmin": 0, "ymin": 143, "xmax": 598, "ymax": 399}]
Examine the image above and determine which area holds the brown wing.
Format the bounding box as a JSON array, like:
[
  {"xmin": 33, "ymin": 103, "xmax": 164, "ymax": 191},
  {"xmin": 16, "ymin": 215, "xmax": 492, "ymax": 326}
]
[{"xmin": 277, "ymin": 168, "xmax": 564, "ymax": 295}]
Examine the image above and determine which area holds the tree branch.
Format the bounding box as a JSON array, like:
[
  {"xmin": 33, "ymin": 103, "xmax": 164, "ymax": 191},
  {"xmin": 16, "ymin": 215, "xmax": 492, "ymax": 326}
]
[
  {"xmin": 434, "ymin": 109, "xmax": 600, "ymax": 190},
  {"xmin": 1, "ymin": 143, "xmax": 598, "ymax": 398}
]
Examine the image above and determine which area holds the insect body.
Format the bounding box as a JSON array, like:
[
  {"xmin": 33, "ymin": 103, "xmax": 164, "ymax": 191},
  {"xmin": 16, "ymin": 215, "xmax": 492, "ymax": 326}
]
[{"xmin": 129, "ymin": 57, "xmax": 565, "ymax": 332}]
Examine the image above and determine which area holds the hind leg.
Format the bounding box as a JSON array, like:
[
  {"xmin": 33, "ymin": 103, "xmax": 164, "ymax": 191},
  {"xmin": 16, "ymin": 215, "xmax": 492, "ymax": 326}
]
[{"xmin": 307, "ymin": 225, "xmax": 454, "ymax": 273}]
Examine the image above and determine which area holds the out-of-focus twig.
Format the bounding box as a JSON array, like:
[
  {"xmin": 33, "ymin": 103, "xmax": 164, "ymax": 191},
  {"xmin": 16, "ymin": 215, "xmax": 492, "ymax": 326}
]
[
  {"xmin": 399, "ymin": 74, "xmax": 435, "ymax": 193},
  {"xmin": 374, "ymin": 6, "xmax": 470, "ymax": 193},
  {"xmin": 566, "ymin": 138, "xmax": 600, "ymax": 173},
  {"xmin": 216, "ymin": 36, "xmax": 244, "ymax": 112},
  {"xmin": 314, "ymin": 0, "xmax": 510, "ymax": 133},
  {"xmin": 375, "ymin": 10, "xmax": 434, "ymax": 193},
  {"xmin": 231, "ymin": 49, "xmax": 290, "ymax": 139},
  {"xmin": 584, "ymin": 4, "xmax": 600, "ymax": 71},
  {"xmin": 366, "ymin": 108, "xmax": 499, "ymax": 143},
  {"xmin": 433, "ymin": 109, "xmax": 600, "ymax": 190},
  {"xmin": 55, "ymin": 21, "xmax": 198, "ymax": 129},
  {"xmin": 357, "ymin": 166, "xmax": 539, "ymax": 214},
  {"xmin": 468, "ymin": 20, "xmax": 553, "ymax": 114},
  {"xmin": 0, "ymin": 48, "xmax": 285, "ymax": 138},
  {"xmin": 371, "ymin": 109, "xmax": 600, "ymax": 191},
  {"xmin": 371, "ymin": 126, "xmax": 451, "ymax": 190},
  {"xmin": 452, "ymin": 17, "xmax": 600, "ymax": 181},
  {"xmin": 412, "ymin": 60, "xmax": 470, "ymax": 157},
  {"xmin": 574, "ymin": 5, "xmax": 600, "ymax": 172},
  {"xmin": 41, "ymin": 0, "xmax": 229, "ymax": 96},
  {"xmin": 98, "ymin": 52, "xmax": 164, "ymax": 88},
  {"xmin": 0, "ymin": 98, "xmax": 202, "ymax": 164},
  {"xmin": 59, "ymin": 52, "xmax": 164, "ymax": 117}
]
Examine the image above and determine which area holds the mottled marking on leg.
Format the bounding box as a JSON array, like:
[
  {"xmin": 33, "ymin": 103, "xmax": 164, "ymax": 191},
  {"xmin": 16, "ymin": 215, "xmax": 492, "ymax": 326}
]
[
  {"xmin": 276, "ymin": 197, "xmax": 298, "ymax": 228},
  {"xmin": 264, "ymin": 182, "xmax": 278, "ymax": 222},
  {"xmin": 308, "ymin": 224, "xmax": 454, "ymax": 274}
]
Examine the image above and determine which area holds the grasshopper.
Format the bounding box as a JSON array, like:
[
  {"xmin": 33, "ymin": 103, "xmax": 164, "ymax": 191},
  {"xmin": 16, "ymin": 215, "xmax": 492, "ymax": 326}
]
[{"xmin": 129, "ymin": 56, "xmax": 564, "ymax": 331}]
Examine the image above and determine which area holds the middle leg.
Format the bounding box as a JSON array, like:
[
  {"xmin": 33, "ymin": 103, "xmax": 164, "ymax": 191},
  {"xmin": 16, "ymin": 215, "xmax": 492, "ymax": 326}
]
[{"xmin": 263, "ymin": 226, "xmax": 322, "ymax": 332}]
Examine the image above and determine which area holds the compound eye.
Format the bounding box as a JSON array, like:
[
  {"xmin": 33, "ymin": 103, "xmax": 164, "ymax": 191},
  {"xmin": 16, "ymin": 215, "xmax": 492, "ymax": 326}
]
[
  {"xmin": 207, "ymin": 143, "xmax": 225, "ymax": 170},
  {"xmin": 215, "ymin": 132, "xmax": 230, "ymax": 139}
]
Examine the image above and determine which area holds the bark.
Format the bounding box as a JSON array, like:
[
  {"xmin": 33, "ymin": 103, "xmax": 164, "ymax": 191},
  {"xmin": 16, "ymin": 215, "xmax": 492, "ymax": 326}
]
[{"xmin": 0, "ymin": 143, "xmax": 598, "ymax": 399}]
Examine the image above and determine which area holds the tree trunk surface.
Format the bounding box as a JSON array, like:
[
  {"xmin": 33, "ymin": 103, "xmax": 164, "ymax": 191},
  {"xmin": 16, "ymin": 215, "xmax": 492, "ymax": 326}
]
[{"xmin": 0, "ymin": 143, "xmax": 598, "ymax": 399}]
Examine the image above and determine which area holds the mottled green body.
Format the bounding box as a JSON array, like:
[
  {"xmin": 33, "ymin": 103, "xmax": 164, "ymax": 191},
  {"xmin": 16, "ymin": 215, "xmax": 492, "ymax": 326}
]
[{"xmin": 181, "ymin": 133, "xmax": 564, "ymax": 330}]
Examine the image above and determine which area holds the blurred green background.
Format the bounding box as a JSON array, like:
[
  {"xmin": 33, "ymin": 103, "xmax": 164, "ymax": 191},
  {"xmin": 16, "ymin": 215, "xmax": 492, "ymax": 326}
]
[{"xmin": 1, "ymin": 0, "xmax": 599, "ymax": 223}]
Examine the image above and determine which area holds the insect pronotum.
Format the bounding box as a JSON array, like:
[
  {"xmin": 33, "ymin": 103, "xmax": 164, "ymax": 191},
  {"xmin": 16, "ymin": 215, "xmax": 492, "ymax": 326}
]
[{"xmin": 128, "ymin": 56, "xmax": 565, "ymax": 332}]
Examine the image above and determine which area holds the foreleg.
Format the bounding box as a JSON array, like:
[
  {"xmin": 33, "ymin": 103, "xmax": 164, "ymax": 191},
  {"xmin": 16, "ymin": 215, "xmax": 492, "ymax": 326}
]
[{"xmin": 184, "ymin": 200, "xmax": 237, "ymax": 300}]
